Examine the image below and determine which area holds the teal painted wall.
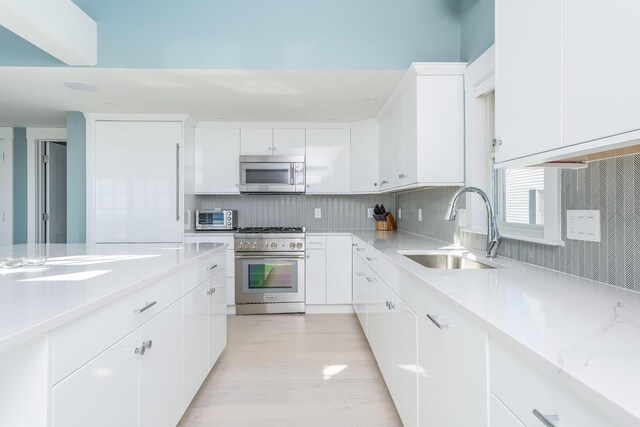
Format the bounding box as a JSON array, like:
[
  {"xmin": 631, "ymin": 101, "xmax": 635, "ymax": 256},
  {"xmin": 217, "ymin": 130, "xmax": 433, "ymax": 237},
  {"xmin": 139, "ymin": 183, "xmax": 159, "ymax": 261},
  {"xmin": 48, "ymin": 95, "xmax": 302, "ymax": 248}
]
[
  {"xmin": 459, "ymin": 0, "xmax": 494, "ymax": 62},
  {"xmin": 0, "ymin": 0, "xmax": 461, "ymax": 69},
  {"xmin": 66, "ymin": 112, "xmax": 86, "ymax": 243},
  {"xmin": 12, "ymin": 128, "xmax": 27, "ymax": 244}
]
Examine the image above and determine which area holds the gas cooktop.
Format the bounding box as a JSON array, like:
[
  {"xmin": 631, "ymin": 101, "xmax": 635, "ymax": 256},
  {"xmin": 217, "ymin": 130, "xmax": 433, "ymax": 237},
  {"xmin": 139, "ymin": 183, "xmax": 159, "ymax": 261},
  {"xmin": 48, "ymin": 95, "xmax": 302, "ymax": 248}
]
[{"xmin": 236, "ymin": 227, "xmax": 305, "ymax": 234}]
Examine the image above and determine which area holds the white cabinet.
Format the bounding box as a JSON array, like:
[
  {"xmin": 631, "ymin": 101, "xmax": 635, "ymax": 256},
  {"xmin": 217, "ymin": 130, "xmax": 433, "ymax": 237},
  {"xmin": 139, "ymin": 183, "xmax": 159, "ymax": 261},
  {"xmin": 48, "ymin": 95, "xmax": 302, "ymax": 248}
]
[
  {"xmin": 350, "ymin": 121, "xmax": 379, "ymax": 193},
  {"xmin": 495, "ymin": 0, "xmax": 562, "ymax": 163},
  {"xmin": 93, "ymin": 120, "xmax": 183, "ymax": 243},
  {"xmin": 367, "ymin": 273, "xmax": 394, "ymax": 390},
  {"xmin": 207, "ymin": 280, "xmax": 227, "ymax": 368},
  {"xmin": 326, "ymin": 236, "xmax": 352, "ymax": 304},
  {"xmin": 240, "ymin": 128, "xmax": 273, "ymax": 155},
  {"xmin": 305, "ymin": 249, "xmax": 327, "ymax": 305},
  {"xmin": 392, "ymin": 295, "xmax": 418, "ymax": 427},
  {"xmin": 378, "ymin": 107, "xmax": 398, "ymax": 190},
  {"xmin": 417, "ymin": 289, "xmax": 487, "ymax": 427},
  {"xmin": 52, "ymin": 330, "xmax": 140, "ymax": 427},
  {"xmin": 305, "ymin": 128, "xmax": 351, "ymax": 193},
  {"xmin": 182, "ymin": 281, "xmax": 210, "ymax": 409},
  {"xmin": 273, "ymin": 128, "xmax": 305, "ymax": 156},
  {"xmin": 194, "ymin": 128, "xmax": 240, "ymax": 193}
]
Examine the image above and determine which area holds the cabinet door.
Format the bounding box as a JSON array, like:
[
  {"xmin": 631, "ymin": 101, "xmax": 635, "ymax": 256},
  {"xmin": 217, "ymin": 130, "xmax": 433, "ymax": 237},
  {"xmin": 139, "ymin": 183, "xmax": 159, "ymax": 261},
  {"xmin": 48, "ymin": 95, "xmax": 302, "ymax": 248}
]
[
  {"xmin": 367, "ymin": 276, "xmax": 394, "ymax": 390},
  {"xmin": 94, "ymin": 121, "xmax": 183, "ymax": 243},
  {"xmin": 392, "ymin": 296, "xmax": 418, "ymax": 427},
  {"xmin": 378, "ymin": 107, "xmax": 397, "ymax": 190},
  {"xmin": 139, "ymin": 301, "xmax": 183, "ymax": 427},
  {"xmin": 352, "ymin": 251, "xmax": 369, "ymax": 334},
  {"xmin": 495, "ymin": 0, "xmax": 562, "ymax": 163},
  {"xmin": 418, "ymin": 292, "xmax": 488, "ymax": 427},
  {"xmin": 207, "ymin": 278, "xmax": 227, "ymax": 368},
  {"xmin": 182, "ymin": 281, "xmax": 209, "ymax": 409},
  {"xmin": 563, "ymin": 0, "xmax": 640, "ymax": 147},
  {"xmin": 326, "ymin": 236, "xmax": 352, "ymax": 304},
  {"xmin": 305, "ymin": 249, "xmax": 327, "ymax": 304},
  {"xmin": 350, "ymin": 122, "xmax": 380, "ymax": 193},
  {"xmin": 305, "ymin": 128, "xmax": 351, "ymax": 193},
  {"xmin": 194, "ymin": 128, "xmax": 240, "ymax": 193},
  {"xmin": 395, "ymin": 83, "xmax": 417, "ymax": 186},
  {"xmin": 52, "ymin": 330, "xmax": 140, "ymax": 427},
  {"xmin": 273, "ymin": 128, "xmax": 305, "ymax": 156},
  {"xmin": 240, "ymin": 128, "xmax": 273, "ymax": 155}
]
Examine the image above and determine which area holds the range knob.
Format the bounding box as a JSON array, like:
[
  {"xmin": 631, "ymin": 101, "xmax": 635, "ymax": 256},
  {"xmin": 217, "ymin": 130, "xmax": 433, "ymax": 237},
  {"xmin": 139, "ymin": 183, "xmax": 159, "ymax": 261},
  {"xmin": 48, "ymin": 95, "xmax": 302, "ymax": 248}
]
[
  {"xmin": 271, "ymin": 242, "xmax": 277, "ymax": 249},
  {"xmin": 263, "ymin": 242, "xmax": 269, "ymax": 249},
  {"xmin": 238, "ymin": 242, "xmax": 245, "ymax": 250},
  {"xmin": 289, "ymin": 242, "xmax": 296, "ymax": 249},
  {"xmin": 296, "ymin": 243, "xmax": 303, "ymax": 249},
  {"xmin": 251, "ymin": 242, "xmax": 257, "ymax": 249}
]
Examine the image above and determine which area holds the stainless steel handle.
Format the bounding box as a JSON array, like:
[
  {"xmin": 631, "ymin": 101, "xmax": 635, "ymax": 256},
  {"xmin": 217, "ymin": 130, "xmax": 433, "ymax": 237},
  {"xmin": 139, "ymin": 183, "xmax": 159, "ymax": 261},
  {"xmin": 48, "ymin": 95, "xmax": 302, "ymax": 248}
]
[
  {"xmin": 532, "ymin": 410, "xmax": 559, "ymax": 427},
  {"xmin": 426, "ymin": 314, "xmax": 449, "ymax": 329},
  {"xmin": 176, "ymin": 143, "xmax": 180, "ymax": 221},
  {"xmin": 355, "ymin": 248, "xmax": 365, "ymax": 252},
  {"xmin": 207, "ymin": 287, "xmax": 217, "ymax": 295},
  {"xmin": 207, "ymin": 264, "xmax": 218, "ymax": 270},
  {"xmin": 290, "ymin": 163, "xmax": 294, "ymax": 185},
  {"xmin": 386, "ymin": 301, "xmax": 395, "ymax": 310},
  {"xmin": 134, "ymin": 301, "xmax": 157, "ymax": 314},
  {"xmin": 236, "ymin": 254, "xmax": 305, "ymax": 260},
  {"xmin": 380, "ymin": 180, "xmax": 388, "ymax": 186},
  {"xmin": 143, "ymin": 340, "xmax": 152, "ymax": 350},
  {"xmin": 352, "ymin": 243, "xmax": 358, "ymax": 247},
  {"xmin": 268, "ymin": 147, "xmax": 272, "ymax": 151},
  {"xmin": 273, "ymin": 147, "xmax": 277, "ymax": 151},
  {"xmin": 365, "ymin": 257, "xmax": 377, "ymax": 261},
  {"xmin": 492, "ymin": 138, "xmax": 503, "ymax": 147},
  {"xmin": 355, "ymin": 272, "xmax": 365, "ymax": 277},
  {"xmin": 398, "ymin": 174, "xmax": 406, "ymax": 179},
  {"xmin": 135, "ymin": 345, "xmax": 145, "ymax": 355},
  {"xmin": 365, "ymin": 277, "xmax": 377, "ymax": 283}
]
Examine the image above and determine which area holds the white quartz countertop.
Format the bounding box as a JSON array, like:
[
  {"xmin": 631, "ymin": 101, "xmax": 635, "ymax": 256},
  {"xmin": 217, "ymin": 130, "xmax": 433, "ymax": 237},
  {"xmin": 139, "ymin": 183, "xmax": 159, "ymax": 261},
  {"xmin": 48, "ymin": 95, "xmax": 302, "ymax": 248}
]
[
  {"xmin": 351, "ymin": 230, "xmax": 640, "ymax": 425},
  {"xmin": 0, "ymin": 243, "xmax": 225, "ymax": 353}
]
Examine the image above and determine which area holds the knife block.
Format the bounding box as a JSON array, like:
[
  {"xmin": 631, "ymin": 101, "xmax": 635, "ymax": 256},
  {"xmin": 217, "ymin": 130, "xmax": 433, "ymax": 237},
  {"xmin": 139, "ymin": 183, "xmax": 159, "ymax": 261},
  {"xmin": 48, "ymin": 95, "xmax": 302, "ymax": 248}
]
[{"xmin": 375, "ymin": 213, "xmax": 397, "ymax": 231}]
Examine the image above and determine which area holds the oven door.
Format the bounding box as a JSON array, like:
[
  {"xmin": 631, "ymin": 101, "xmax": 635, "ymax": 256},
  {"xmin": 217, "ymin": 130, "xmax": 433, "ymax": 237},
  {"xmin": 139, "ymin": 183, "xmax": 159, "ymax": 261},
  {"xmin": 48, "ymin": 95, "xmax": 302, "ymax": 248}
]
[
  {"xmin": 235, "ymin": 254, "xmax": 305, "ymax": 304},
  {"xmin": 239, "ymin": 160, "xmax": 305, "ymax": 193}
]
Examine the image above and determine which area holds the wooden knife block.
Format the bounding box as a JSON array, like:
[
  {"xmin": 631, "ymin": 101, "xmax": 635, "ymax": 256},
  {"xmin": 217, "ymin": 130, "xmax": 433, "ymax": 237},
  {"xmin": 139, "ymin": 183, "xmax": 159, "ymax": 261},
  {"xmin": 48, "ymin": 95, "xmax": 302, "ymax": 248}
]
[{"xmin": 375, "ymin": 213, "xmax": 397, "ymax": 231}]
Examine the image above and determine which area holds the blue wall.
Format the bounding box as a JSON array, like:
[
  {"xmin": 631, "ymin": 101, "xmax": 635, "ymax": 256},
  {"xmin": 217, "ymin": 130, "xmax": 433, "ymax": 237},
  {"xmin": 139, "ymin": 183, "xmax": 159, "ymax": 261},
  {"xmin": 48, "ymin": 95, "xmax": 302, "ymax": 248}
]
[
  {"xmin": 0, "ymin": 0, "xmax": 461, "ymax": 69},
  {"xmin": 459, "ymin": 0, "xmax": 495, "ymax": 62},
  {"xmin": 66, "ymin": 112, "xmax": 86, "ymax": 243},
  {"xmin": 12, "ymin": 128, "xmax": 27, "ymax": 244}
]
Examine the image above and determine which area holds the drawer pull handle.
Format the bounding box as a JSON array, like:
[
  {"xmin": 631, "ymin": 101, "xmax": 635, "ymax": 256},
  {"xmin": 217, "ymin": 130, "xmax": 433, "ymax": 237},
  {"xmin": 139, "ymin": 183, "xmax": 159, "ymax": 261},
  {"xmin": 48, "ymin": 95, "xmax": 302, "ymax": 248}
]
[
  {"xmin": 356, "ymin": 272, "xmax": 365, "ymax": 277},
  {"xmin": 207, "ymin": 287, "xmax": 217, "ymax": 295},
  {"xmin": 427, "ymin": 314, "xmax": 449, "ymax": 329},
  {"xmin": 532, "ymin": 410, "xmax": 559, "ymax": 427},
  {"xmin": 135, "ymin": 340, "xmax": 153, "ymax": 356},
  {"xmin": 365, "ymin": 256, "xmax": 377, "ymax": 261},
  {"xmin": 355, "ymin": 248, "xmax": 364, "ymax": 252},
  {"xmin": 365, "ymin": 277, "xmax": 377, "ymax": 283},
  {"xmin": 134, "ymin": 301, "xmax": 157, "ymax": 314},
  {"xmin": 386, "ymin": 301, "xmax": 396, "ymax": 310},
  {"xmin": 207, "ymin": 264, "xmax": 218, "ymax": 271}
]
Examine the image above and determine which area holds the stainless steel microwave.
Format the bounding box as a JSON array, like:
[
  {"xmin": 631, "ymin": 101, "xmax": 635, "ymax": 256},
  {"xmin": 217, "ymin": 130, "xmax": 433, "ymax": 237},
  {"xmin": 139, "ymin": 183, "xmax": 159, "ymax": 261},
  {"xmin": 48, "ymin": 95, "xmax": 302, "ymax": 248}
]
[
  {"xmin": 195, "ymin": 209, "xmax": 237, "ymax": 231},
  {"xmin": 239, "ymin": 155, "xmax": 305, "ymax": 194}
]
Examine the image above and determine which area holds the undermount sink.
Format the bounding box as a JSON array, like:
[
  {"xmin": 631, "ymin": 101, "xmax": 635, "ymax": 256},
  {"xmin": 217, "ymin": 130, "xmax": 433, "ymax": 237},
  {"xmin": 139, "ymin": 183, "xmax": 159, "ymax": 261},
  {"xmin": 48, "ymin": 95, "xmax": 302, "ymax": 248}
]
[{"xmin": 401, "ymin": 253, "xmax": 498, "ymax": 270}]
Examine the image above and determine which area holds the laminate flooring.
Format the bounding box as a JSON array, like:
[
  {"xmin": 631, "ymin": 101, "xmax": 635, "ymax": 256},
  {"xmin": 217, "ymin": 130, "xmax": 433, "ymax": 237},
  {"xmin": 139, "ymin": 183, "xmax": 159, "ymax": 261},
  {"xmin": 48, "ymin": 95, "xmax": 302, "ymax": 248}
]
[{"xmin": 178, "ymin": 314, "xmax": 403, "ymax": 427}]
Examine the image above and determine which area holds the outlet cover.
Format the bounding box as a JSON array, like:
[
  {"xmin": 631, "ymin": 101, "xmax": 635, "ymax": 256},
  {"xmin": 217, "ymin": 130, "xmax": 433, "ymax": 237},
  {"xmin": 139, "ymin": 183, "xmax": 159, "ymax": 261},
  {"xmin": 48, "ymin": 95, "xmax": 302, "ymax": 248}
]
[
  {"xmin": 567, "ymin": 210, "xmax": 600, "ymax": 242},
  {"xmin": 418, "ymin": 208, "xmax": 422, "ymax": 222},
  {"xmin": 398, "ymin": 208, "xmax": 402, "ymax": 220},
  {"xmin": 314, "ymin": 208, "xmax": 322, "ymax": 219},
  {"xmin": 367, "ymin": 208, "xmax": 374, "ymax": 218}
]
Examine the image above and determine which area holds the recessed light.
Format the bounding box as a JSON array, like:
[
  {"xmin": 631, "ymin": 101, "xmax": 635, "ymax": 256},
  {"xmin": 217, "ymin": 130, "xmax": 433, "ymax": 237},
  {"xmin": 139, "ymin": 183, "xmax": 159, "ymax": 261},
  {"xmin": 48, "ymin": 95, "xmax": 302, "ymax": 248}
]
[
  {"xmin": 365, "ymin": 98, "xmax": 378, "ymax": 103},
  {"xmin": 63, "ymin": 81, "xmax": 100, "ymax": 92}
]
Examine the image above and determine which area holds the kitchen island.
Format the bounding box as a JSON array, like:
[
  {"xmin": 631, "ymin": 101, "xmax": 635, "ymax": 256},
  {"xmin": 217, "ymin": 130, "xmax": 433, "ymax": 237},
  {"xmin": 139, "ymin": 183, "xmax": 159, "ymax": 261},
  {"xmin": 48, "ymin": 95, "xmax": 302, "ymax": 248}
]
[{"xmin": 0, "ymin": 242, "xmax": 227, "ymax": 427}]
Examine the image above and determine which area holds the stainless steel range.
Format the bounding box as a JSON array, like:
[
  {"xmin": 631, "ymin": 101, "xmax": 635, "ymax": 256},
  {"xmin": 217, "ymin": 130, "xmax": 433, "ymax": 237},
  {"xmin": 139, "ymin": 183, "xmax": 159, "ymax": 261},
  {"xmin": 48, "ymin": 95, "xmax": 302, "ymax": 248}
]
[{"xmin": 234, "ymin": 227, "xmax": 305, "ymax": 315}]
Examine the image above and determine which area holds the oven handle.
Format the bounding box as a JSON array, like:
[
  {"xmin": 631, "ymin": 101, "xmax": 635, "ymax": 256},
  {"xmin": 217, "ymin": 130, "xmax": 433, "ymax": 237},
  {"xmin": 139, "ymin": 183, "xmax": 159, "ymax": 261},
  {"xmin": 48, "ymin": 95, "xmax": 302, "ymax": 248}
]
[
  {"xmin": 290, "ymin": 163, "xmax": 294, "ymax": 185},
  {"xmin": 235, "ymin": 254, "xmax": 305, "ymax": 260}
]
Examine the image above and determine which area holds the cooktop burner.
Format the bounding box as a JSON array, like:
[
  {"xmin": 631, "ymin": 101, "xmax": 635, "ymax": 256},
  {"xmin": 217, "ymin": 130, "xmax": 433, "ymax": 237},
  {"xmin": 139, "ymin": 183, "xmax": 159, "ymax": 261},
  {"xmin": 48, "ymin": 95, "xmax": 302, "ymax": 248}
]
[{"xmin": 237, "ymin": 227, "xmax": 305, "ymax": 234}]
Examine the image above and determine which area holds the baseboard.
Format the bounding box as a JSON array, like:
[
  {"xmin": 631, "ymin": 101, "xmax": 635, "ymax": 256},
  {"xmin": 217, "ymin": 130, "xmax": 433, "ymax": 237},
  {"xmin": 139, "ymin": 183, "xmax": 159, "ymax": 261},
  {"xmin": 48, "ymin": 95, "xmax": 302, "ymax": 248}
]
[{"xmin": 305, "ymin": 304, "xmax": 355, "ymax": 314}]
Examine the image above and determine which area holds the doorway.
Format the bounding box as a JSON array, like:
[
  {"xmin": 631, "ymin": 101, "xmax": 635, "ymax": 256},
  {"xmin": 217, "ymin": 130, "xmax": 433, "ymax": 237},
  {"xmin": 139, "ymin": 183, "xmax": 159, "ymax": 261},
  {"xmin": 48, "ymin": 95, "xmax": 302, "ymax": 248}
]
[{"xmin": 37, "ymin": 140, "xmax": 67, "ymax": 243}]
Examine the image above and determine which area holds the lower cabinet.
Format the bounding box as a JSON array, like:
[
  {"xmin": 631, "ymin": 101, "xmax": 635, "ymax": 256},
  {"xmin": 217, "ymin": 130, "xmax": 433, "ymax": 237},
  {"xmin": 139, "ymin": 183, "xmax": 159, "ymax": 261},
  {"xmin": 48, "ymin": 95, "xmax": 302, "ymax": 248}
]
[
  {"xmin": 392, "ymin": 295, "xmax": 418, "ymax": 427},
  {"xmin": 305, "ymin": 235, "xmax": 352, "ymax": 305},
  {"xmin": 208, "ymin": 280, "xmax": 227, "ymax": 368},
  {"xmin": 182, "ymin": 281, "xmax": 210, "ymax": 409}
]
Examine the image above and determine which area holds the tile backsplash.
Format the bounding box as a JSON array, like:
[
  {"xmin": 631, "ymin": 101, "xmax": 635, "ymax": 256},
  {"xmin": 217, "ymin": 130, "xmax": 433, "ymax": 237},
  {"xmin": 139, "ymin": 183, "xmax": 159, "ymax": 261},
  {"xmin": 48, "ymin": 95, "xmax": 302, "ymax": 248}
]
[{"xmin": 396, "ymin": 153, "xmax": 640, "ymax": 292}]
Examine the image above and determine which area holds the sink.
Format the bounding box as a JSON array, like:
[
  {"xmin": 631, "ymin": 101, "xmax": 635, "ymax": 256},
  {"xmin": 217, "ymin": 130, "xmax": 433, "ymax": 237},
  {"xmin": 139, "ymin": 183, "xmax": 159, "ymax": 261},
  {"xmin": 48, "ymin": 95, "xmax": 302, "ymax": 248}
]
[{"xmin": 402, "ymin": 253, "xmax": 498, "ymax": 270}]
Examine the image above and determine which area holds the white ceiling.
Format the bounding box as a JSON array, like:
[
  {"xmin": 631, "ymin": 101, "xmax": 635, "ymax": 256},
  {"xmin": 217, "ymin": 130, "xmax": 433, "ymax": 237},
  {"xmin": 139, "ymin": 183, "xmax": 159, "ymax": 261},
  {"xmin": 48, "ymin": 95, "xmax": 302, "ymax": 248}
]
[{"xmin": 0, "ymin": 67, "xmax": 405, "ymax": 127}]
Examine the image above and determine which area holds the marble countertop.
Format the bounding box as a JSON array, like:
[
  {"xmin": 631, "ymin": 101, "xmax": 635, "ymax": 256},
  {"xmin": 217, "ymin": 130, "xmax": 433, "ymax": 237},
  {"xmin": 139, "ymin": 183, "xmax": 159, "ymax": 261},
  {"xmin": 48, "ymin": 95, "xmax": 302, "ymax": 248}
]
[
  {"xmin": 351, "ymin": 230, "xmax": 640, "ymax": 424},
  {"xmin": 0, "ymin": 243, "xmax": 225, "ymax": 353}
]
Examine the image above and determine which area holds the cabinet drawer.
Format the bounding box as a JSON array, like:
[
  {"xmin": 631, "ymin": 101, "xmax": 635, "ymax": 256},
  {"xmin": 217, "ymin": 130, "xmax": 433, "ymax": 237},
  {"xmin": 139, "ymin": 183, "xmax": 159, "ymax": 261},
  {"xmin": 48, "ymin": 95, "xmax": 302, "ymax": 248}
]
[
  {"xmin": 52, "ymin": 271, "xmax": 183, "ymax": 384},
  {"xmin": 491, "ymin": 339, "xmax": 619, "ymax": 427},
  {"xmin": 305, "ymin": 235, "xmax": 327, "ymax": 249},
  {"xmin": 183, "ymin": 253, "xmax": 226, "ymax": 293}
]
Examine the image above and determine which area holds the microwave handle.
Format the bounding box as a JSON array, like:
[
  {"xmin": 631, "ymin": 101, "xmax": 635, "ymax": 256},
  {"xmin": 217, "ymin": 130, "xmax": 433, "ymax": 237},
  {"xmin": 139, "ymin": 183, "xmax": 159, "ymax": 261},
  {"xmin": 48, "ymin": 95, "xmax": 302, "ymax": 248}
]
[{"xmin": 290, "ymin": 163, "xmax": 294, "ymax": 185}]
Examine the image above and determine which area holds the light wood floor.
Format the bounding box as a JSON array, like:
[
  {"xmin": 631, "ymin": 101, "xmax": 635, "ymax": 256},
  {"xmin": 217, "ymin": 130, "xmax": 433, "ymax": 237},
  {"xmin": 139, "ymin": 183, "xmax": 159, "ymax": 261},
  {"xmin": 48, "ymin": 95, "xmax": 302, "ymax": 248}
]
[{"xmin": 178, "ymin": 314, "xmax": 403, "ymax": 427}]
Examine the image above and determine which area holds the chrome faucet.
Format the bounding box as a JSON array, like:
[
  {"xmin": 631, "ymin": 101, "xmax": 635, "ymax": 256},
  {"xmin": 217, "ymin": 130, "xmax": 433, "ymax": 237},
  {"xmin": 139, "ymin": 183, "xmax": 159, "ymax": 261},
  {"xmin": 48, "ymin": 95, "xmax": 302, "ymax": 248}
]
[{"xmin": 445, "ymin": 187, "xmax": 501, "ymax": 258}]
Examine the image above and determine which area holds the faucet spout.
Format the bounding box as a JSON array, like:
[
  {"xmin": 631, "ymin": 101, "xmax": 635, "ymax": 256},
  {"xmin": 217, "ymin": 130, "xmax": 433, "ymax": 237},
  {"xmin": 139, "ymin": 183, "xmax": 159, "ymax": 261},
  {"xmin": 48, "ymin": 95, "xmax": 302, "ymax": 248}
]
[{"xmin": 444, "ymin": 186, "xmax": 501, "ymax": 258}]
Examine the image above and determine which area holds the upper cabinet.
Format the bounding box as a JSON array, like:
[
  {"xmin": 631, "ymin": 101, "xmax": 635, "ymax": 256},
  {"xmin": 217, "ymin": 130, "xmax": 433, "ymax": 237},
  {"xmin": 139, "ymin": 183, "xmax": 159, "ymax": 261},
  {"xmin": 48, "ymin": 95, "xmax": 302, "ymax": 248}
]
[
  {"xmin": 495, "ymin": 0, "xmax": 640, "ymax": 166},
  {"xmin": 377, "ymin": 64, "xmax": 466, "ymax": 191},
  {"xmin": 240, "ymin": 127, "xmax": 305, "ymax": 156},
  {"xmin": 351, "ymin": 121, "xmax": 380, "ymax": 193},
  {"xmin": 306, "ymin": 128, "xmax": 351, "ymax": 194},
  {"xmin": 194, "ymin": 128, "xmax": 240, "ymax": 194}
]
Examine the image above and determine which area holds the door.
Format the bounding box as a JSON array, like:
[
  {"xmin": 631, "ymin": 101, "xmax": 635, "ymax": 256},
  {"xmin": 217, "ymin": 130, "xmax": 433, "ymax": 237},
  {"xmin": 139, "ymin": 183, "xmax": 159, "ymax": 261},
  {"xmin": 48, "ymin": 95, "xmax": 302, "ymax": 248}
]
[
  {"xmin": 194, "ymin": 128, "xmax": 240, "ymax": 193},
  {"xmin": 139, "ymin": 300, "xmax": 183, "ymax": 427},
  {"xmin": 378, "ymin": 108, "xmax": 397, "ymax": 190},
  {"xmin": 182, "ymin": 281, "xmax": 209, "ymax": 410},
  {"xmin": 273, "ymin": 128, "xmax": 305, "ymax": 156},
  {"xmin": 305, "ymin": 128, "xmax": 351, "ymax": 193},
  {"xmin": 0, "ymin": 137, "xmax": 11, "ymax": 245},
  {"xmin": 392, "ymin": 295, "xmax": 418, "ymax": 427},
  {"xmin": 235, "ymin": 255, "xmax": 305, "ymax": 304},
  {"xmin": 52, "ymin": 330, "xmax": 140, "ymax": 427},
  {"xmin": 305, "ymin": 249, "xmax": 326, "ymax": 304},
  {"xmin": 94, "ymin": 121, "xmax": 183, "ymax": 243},
  {"xmin": 326, "ymin": 236, "xmax": 352, "ymax": 304},
  {"xmin": 45, "ymin": 141, "xmax": 67, "ymax": 243},
  {"xmin": 350, "ymin": 122, "xmax": 379, "ymax": 193},
  {"xmin": 240, "ymin": 128, "xmax": 273, "ymax": 155},
  {"xmin": 366, "ymin": 274, "xmax": 394, "ymax": 390},
  {"xmin": 207, "ymin": 278, "xmax": 227, "ymax": 369}
]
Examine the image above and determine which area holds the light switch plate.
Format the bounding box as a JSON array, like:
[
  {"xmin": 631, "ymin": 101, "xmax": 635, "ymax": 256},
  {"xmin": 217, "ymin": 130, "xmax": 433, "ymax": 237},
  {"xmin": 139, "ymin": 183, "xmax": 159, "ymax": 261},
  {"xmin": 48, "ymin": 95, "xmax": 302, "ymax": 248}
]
[
  {"xmin": 314, "ymin": 208, "xmax": 322, "ymax": 219},
  {"xmin": 567, "ymin": 210, "xmax": 601, "ymax": 242},
  {"xmin": 367, "ymin": 208, "xmax": 373, "ymax": 218},
  {"xmin": 418, "ymin": 208, "xmax": 422, "ymax": 222}
]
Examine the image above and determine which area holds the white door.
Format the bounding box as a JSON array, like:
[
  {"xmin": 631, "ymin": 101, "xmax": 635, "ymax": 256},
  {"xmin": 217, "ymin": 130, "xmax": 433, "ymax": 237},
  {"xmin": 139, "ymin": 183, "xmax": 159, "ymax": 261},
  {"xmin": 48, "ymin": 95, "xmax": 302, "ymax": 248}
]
[
  {"xmin": 182, "ymin": 281, "xmax": 209, "ymax": 409},
  {"xmin": 207, "ymin": 278, "xmax": 227, "ymax": 368},
  {"xmin": 392, "ymin": 295, "xmax": 418, "ymax": 427},
  {"xmin": 273, "ymin": 128, "xmax": 305, "ymax": 156},
  {"xmin": 326, "ymin": 236, "xmax": 352, "ymax": 304},
  {"xmin": 52, "ymin": 330, "xmax": 140, "ymax": 427},
  {"xmin": 240, "ymin": 128, "xmax": 273, "ymax": 155},
  {"xmin": 194, "ymin": 128, "xmax": 240, "ymax": 193},
  {"xmin": 94, "ymin": 121, "xmax": 183, "ymax": 243},
  {"xmin": 0, "ymin": 137, "xmax": 11, "ymax": 245},
  {"xmin": 350, "ymin": 122, "xmax": 380, "ymax": 193},
  {"xmin": 139, "ymin": 301, "xmax": 183, "ymax": 427},
  {"xmin": 378, "ymin": 108, "xmax": 397, "ymax": 190},
  {"xmin": 495, "ymin": 0, "xmax": 562, "ymax": 163},
  {"xmin": 562, "ymin": 0, "xmax": 640, "ymax": 147},
  {"xmin": 305, "ymin": 128, "xmax": 351, "ymax": 193},
  {"xmin": 395, "ymin": 84, "xmax": 416, "ymax": 186},
  {"xmin": 367, "ymin": 276, "xmax": 394, "ymax": 390},
  {"xmin": 46, "ymin": 142, "xmax": 67, "ymax": 243},
  {"xmin": 305, "ymin": 249, "xmax": 326, "ymax": 304}
]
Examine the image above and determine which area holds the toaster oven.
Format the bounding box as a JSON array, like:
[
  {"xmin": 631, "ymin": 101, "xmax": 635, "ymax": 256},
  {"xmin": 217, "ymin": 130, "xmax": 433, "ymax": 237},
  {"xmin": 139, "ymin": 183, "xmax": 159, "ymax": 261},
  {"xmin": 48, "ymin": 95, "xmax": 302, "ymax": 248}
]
[{"xmin": 195, "ymin": 209, "xmax": 237, "ymax": 231}]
